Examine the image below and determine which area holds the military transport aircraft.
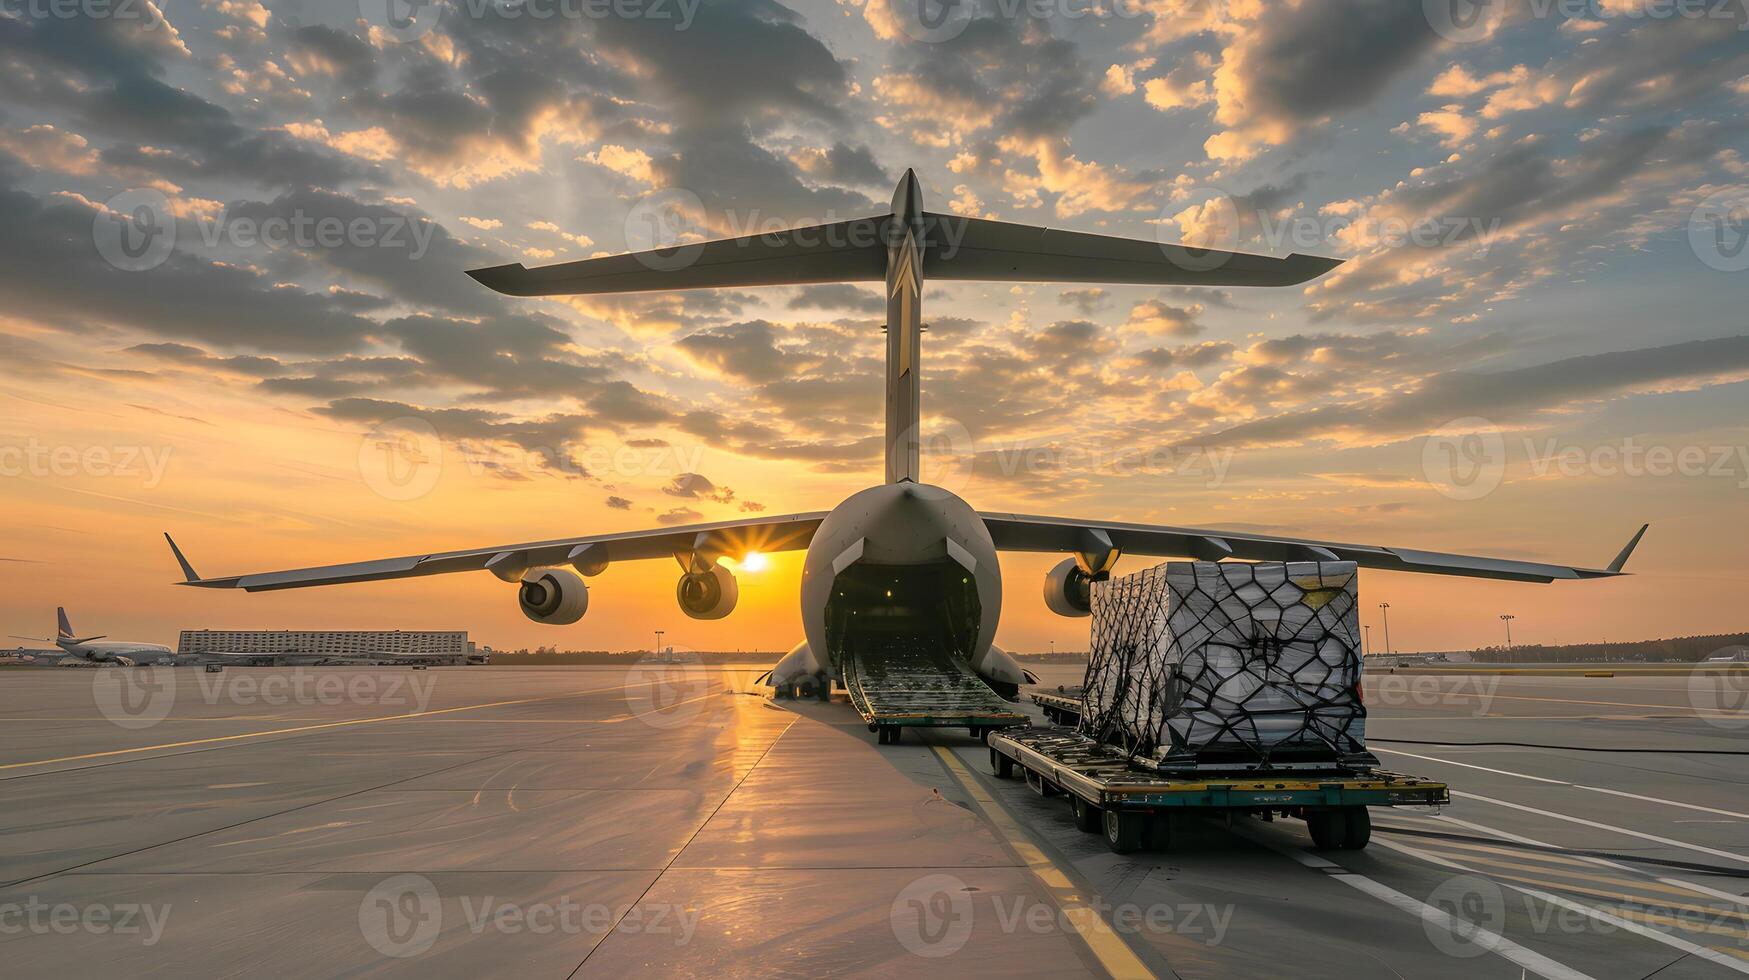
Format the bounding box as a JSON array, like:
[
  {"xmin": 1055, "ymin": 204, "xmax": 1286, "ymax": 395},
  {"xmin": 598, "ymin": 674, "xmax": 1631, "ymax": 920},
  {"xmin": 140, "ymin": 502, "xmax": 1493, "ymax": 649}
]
[{"xmin": 163, "ymin": 171, "xmax": 1645, "ymax": 706}]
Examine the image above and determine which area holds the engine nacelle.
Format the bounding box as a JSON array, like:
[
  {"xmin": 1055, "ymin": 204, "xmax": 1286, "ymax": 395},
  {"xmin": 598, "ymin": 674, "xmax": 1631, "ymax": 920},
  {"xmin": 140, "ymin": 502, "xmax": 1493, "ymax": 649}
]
[
  {"xmin": 1043, "ymin": 557, "xmax": 1097, "ymax": 617},
  {"xmin": 518, "ymin": 567, "xmax": 589, "ymax": 625},
  {"xmin": 677, "ymin": 564, "xmax": 738, "ymax": 620}
]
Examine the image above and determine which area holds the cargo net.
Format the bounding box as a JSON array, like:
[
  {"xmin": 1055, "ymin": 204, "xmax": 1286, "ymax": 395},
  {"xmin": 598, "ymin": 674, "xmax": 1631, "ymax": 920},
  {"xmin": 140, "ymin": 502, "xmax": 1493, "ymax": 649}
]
[{"xmin": 1079, "ymin": 561, "xmax": 1368, "ymax": 770}]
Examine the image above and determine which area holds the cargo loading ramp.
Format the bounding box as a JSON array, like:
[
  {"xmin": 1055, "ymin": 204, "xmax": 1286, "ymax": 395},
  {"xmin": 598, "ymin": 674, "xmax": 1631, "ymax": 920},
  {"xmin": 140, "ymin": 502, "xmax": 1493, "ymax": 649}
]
[{"xmin": 842, "ymin": 639, "xmax": 1027, "ymax": 743}]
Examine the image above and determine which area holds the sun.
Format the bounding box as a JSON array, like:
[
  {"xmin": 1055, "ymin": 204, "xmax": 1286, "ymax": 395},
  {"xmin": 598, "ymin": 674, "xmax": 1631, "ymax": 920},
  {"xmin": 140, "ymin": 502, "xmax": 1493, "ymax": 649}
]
[{"xmin": 740, "ymin": 551, "xmax": 768, "ymax": 573}]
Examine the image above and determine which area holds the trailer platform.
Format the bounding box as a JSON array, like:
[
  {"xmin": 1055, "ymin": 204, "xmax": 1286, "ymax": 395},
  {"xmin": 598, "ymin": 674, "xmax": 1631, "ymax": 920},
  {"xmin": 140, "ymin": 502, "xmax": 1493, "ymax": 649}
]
[
  {"xmin": 987, "ymin": 727, "xmax": 1449, "ymax": 853},
  {"xmin": 843, "ymin": 641, "xmax": 1028, "ymax": 744},
  {"xmin": 1029, "ymin": 688, "xmax": 1083, "ymax": 725}
]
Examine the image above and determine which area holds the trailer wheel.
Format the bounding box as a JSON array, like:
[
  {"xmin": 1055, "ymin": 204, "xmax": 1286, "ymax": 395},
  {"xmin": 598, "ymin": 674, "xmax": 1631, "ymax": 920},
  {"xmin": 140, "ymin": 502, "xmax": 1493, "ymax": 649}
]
[
  {"xmin": 1306, "ymin": 809, "xmax": 1347, "ymax": 850},
  {"xmin": 1103, "ymin": 809, "xmax": 1144, "ymax": 854},
  {"xmin": 815, "ymin": 675, "xmax": 832, "ymax": 702},
  {"xmin": 1340, "ymin": 807, "xmax": 1372, "ymax": 850},
  {"xmin": 989, "ymin": 747, "xmax": 1014, "ymax": 779},
  {"xmin": 876, "ymin": 727, "xmax": 892, "ymax": 745},
  {"xmin": 1072, "ymin": 796, "xmax": 1101, "ymax": 833}
]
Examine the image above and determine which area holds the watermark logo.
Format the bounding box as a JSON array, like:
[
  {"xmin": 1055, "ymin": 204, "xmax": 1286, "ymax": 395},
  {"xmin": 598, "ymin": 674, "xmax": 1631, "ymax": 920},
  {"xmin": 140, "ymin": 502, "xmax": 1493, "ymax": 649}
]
[
  {"xmin": 1159, "ymin": 186, "xmax": 1240, "ymax": 273},
  {"xmin": 1424, "ymin": 874, "xmax": 1506, "ymax": 957},
  {"xmin": 624, "ymin": 187, "xmax": 708, "ymax": 271},
  {"xmin": 359, "ymin": 874, "xmax": 442, "ymax": 958},
  {"xmin": 359, "ymin": 417, "xmax": 444, "ymax": 501},
  {"xmin": 891, "ymin": 0, "xmax": 977, "ymax": 43},
  {"xmin": 1421, "ymin": 417, "xmax": 1506, "ymax": 501},
  {"xmin": 623, "ymin": 649, "xmax": 713, "ymax": 729},
  {"xmin": 1688, "ymin": 653, "xmax": 1749, "ymax": 730},
  {"xmin": 94, "ymin": 189, "xmax": 175, "ymax": 272},
  {"xmin": 0, "ymin": 439, "xmax": 173, "ymax": 486},
  {"xmin": 91, "ymin": 667, "xmax": 176, "ymax": 729},
  {"xmin": 915, "ymin": 416, "xmax": 977, "ymax": 496},
  {"xmin": 1423, "ymin": 0, "xmax": 1506, "ymax": 43},
  {"xmin": 1371, "ymin": 674, "xmax": 1501, "ymax": 716},
  {"xmin": 0, "ymin": 898, "xmax": 171, "ymax": 945},
  {"xmin": 1034, "ymin": 0, "xmax": 1146, "ymax": 42},
  {"xmin": 1690, "ymin": 187, "xmax": 1749, "ymax": 273},
  {"xmin": 890, "ymin": 873, "xmax": 976, "ymax": 958},
  {"xmin": 359, "ymin": 0, "xmax": 442, "ymax": 42}
]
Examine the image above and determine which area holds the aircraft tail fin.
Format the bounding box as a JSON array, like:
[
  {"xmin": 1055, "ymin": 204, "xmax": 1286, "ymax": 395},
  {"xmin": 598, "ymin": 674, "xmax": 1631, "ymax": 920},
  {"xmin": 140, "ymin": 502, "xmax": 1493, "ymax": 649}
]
[{"xmin": 57, "ymin": 606, "xmax": 73, "ymax": 640}]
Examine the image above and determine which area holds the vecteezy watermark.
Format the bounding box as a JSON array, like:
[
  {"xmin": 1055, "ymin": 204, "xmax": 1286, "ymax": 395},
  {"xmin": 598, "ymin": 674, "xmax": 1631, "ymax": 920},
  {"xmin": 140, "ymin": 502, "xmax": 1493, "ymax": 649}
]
[
  {"xmin": 1156, "ymin": 186, "xmax": 1241, "ymax": 273},
  {"xmin": 1370, "ymin": 674, "xmax": 1502, "ymax": 716},
  {"xmin": 93, "ymin": 192, "xmax": 439, "ymax": 272},
  {"xmin": 359, "ymin": 0, "xmax": 701, "ymax": 42},
  {"xmin": 94, "ymin": 667, "xmax": 440, "ymax": 730},
  {"xmin": 1690, "ymin": 187, "xmax": 1749, "ymax": 273},
  {"xmin": 1422, "ymin": 421, "xmax": 1749, "ymax": 500},
  {"xmin": 1425, "ymin": 870, "xmax": 1749, "ymax": 955},
  {"xmin": 93, "ymin": 188, "xmax": 176, "ymax": 272},
  {"xmin": 1424, "ymin": 874, "xmax": 1507, "ymax": 957},
  {"xmin": 1425, "ymin": 0, "xmax": 1749, "ymax": 44},
  {"xmin": 1259, "ymin": 211, "xmax": 1503, "ymax": 257},
  {"xmin": 623, "ymin": 649, "xmax": 713, "ymax": 729},
  {"xmin": 357, "ymin": 0, "xmax": 443, "ymax": 42},
  {"xmin": 0, "ymin": 0, "xmax": 165, "ymax": 27},
  {"xmin": 0, "ymin": 439, "xmax": 173, "ymax": 487},
  {"xmin": 0, "ymin": 898, "xmax": 171, "ymax": 946},
  {"xmin": 1421, "ymin": 418, "xmax": 1507, "ymax": 501},
  {"xmin": 888, "ymin": 873, "xmax": 1234, "ymax": 958},
  {"xmin": 1688, "ymin": 654, "xmax": 1749, "ymax": 730},
  {"xmin": 885, "ymin": 0, "xmax": 1146, "ymax": 44},
  {"xmin": 619, "ymin": 188, "xmax": 974, "ymax": 271},
  {"xmin": 358, "ymin": 874, "xmax": 698, "ymax": 958},
  {"xmin": 358, "ymin": 418, "xmax": 444, "ymax": 502}
]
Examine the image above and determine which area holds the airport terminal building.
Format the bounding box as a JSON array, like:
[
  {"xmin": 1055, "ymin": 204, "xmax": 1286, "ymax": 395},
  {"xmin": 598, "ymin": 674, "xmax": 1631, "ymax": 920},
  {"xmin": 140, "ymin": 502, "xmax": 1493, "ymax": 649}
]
[{"xmin": 177, "ymin": 629, "xmax": 473, "ymax": 663}]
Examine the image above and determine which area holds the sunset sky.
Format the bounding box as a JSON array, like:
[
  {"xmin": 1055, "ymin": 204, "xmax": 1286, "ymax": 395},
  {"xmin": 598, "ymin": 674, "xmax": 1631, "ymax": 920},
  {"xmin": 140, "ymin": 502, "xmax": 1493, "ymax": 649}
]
[{"xmin": 2, "ymin": 0, "xmax": 1746, "ymax": 654}]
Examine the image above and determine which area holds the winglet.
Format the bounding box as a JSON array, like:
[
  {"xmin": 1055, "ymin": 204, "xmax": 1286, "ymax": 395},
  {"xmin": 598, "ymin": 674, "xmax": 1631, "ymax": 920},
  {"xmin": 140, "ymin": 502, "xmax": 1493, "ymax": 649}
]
[
  {"xmin": 1607, "ymin": 523, "xmax": 1649, "ymax": 573},
  {"xmin": 165, "ymin": 532, "xmax": 200, "ymax": 583}
]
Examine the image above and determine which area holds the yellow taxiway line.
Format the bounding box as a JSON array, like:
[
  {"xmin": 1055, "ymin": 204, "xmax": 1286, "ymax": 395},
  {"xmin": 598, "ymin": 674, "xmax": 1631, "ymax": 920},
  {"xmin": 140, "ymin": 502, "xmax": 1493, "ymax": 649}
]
[{"xmin": 932, "ymin": 744, "xmax": 1157, "ymax": 979}]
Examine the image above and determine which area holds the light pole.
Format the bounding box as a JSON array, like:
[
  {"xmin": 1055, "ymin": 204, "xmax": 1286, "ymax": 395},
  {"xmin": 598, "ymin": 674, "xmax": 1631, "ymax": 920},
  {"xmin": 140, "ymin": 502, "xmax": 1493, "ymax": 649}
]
[
  {"xmin": 654, "ymin": 629, "xmax": 665, "ymax": 662},
  {"xmin": 1363, "ymin": 624, "xmax": 1371, "ymax": 657},
  {"xmin": 1500, "ymin": 614, "xmax": 1516, "ymax": 650},
  {"xmin": 1378, "ymin": 602, "xmax": 1392, "ymax": 656}
]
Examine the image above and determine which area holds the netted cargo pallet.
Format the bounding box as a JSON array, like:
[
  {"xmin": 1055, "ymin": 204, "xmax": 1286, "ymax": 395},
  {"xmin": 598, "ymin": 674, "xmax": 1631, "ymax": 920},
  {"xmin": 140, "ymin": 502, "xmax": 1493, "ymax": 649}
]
[{"xmin": 1082, "ymin": 561, "xmax": 1371, "ymax": 772}]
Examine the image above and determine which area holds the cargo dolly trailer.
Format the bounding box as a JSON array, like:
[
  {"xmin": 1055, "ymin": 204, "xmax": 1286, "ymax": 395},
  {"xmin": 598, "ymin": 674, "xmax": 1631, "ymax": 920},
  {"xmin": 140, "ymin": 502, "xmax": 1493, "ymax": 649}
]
[{"xmin": 987, "ymin": 727, "xmax": 1449, "ymax": 854}]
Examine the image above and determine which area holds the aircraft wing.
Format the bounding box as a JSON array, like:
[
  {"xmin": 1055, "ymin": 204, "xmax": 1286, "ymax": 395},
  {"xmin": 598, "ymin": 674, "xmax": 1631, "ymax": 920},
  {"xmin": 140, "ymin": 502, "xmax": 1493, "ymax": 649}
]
[
  {"xmin": 980, "ymin": 513, "xmax": 1647, "ymax": 584},
  {"xmin": 467, "ymin": 218, "xmax": 888, "ymax": 296},
  {"xmin": 164, "ymin": 514, "xmax": 827, "ymax": 592},
  {"xmin": 925, "ymin": 213, "xmax": 1343, "ymax": 287}
]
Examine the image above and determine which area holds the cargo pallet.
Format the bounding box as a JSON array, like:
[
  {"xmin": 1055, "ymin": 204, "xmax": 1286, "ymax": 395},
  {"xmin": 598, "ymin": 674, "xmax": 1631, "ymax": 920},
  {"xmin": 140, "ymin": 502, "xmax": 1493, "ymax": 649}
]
[
  {"xmin": 1030, "ymin": 688, "xmax": 1083, "ymax": 726},
  {"xmin": 843, "ymin": 642, "xmax": 1028, "ymax": 744},
  {"xmin": 987, "ymin": 727, "xmax": 1449, "ymax": 854}
]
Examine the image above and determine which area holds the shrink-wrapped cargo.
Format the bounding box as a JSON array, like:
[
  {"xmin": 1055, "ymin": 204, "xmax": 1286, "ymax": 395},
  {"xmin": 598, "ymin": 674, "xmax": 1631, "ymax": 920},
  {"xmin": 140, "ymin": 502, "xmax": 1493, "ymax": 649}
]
[{"xmin": 1079, "ymin": 561, "xmax": 1373, "ymax": 772}]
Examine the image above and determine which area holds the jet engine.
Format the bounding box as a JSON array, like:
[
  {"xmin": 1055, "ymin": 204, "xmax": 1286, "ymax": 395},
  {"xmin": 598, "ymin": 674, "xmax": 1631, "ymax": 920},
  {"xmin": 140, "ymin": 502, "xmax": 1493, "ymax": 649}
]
[
  {"xmin": 677, "ymin": 564, "xmax": 738, "ymax": 620},
  {"xmin": 1043, "ymin": 557, "xmax": 1099, "ymax": 617},
  {"xmin": 518, "ymin": 567, "xmax": 589, "ymax": 625}
]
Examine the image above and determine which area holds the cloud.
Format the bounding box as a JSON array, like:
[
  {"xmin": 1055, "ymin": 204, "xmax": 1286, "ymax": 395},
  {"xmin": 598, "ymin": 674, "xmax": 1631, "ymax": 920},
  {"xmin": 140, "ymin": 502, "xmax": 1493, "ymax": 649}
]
[{"xmin": 1200, "ymin": 335, "xmax": 1749, "ymax": 448}]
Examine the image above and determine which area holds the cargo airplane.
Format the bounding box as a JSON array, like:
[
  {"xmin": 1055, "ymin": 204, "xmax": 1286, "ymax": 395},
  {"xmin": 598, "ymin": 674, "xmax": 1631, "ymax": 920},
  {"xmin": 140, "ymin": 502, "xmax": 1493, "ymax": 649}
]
[{"xmin": 164, "ymin": 172, "xmax": 1646, "ymax": 704}]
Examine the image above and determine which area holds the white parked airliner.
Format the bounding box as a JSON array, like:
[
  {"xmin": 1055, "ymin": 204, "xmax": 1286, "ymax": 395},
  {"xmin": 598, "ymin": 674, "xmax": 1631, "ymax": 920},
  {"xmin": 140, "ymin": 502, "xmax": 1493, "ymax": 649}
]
[
  {"xmin": 9, "ymin": 607, "xmax": 174, "ymax": 665},
  {"xmin": 165, "ymin": 172, "xmax": 1644, "ymax": 706}
]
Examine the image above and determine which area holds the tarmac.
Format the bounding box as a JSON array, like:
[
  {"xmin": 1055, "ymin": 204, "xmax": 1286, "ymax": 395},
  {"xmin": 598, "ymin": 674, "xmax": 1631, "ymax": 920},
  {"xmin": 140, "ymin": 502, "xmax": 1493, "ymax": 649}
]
[{"xmin": 0, "ymin": 662, "xmax": 1745, "ymax": 978}]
